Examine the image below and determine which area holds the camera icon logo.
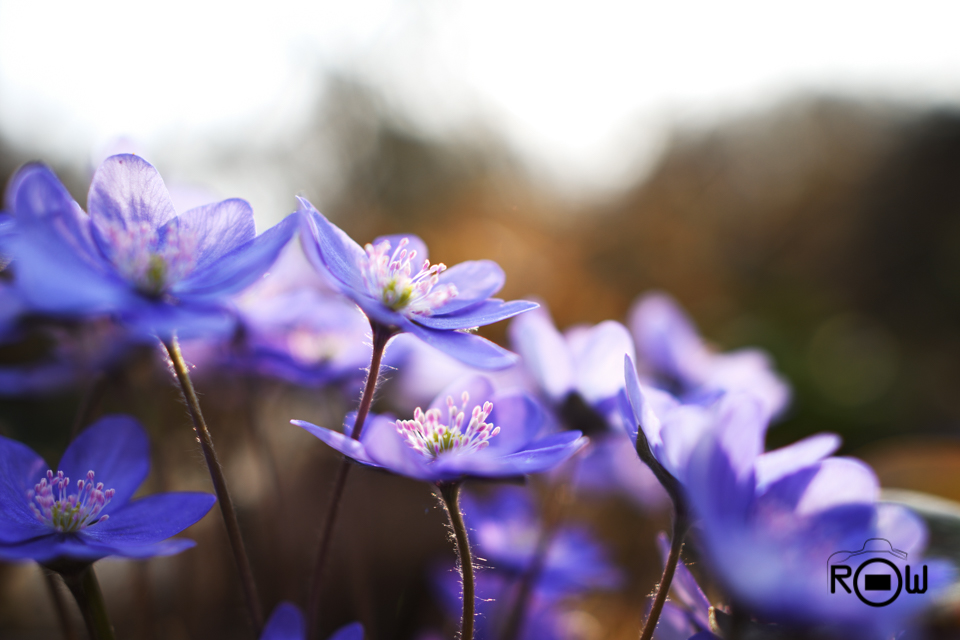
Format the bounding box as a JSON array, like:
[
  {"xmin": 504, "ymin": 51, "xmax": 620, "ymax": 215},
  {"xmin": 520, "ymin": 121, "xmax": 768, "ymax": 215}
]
[{"xmin": 828, "ymin": 538, "xmax": 927, "ymax": 607}]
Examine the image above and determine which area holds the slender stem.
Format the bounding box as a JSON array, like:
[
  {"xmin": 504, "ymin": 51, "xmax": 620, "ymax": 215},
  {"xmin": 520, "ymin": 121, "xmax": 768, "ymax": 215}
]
[
  {"xmin": 69, "ymin": 371, "xmax": 108, "ymax": 440},
  {"xmin": 307, "ymin": 323, "xmax": 393, "ymax": 640},
  {"xmin": 60, "ymin": 566, "xmax": 114, "ymax": 640},
  {"xmin": 639, "ymin": 514, "xmax": 690, "ymax": 640},
  {"xmin": 43, "ymin": 570, "xmax": 79, "ymax": 640},
  {"xmin": 162, "ymin": 335, "xmax": 263, "ymax": 634},
  {"xmin": 440, "ymin": 482, "xmax": 475, "ymax": 640}
]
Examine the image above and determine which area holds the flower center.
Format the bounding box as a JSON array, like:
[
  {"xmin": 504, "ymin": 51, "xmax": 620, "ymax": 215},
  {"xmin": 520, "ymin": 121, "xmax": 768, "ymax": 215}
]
[
  {"xmin": 29, "ymin": 470, "xmax": 115, "ymax": 532},
  {"xmin": 397, "ymin": 392, "xmax": 500, "ymax": 459},
  {"xmin": 360, "ymin": 237, "xmax": 457, "ymax": 315},
  {"xmin": 99, "ymin": 221, "xmax": 197, "ymax": 296}
]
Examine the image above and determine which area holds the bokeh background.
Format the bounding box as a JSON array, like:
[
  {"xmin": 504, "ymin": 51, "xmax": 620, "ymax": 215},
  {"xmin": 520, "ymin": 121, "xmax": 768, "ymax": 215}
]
[{"xmin": 4, "ymin": 1, "xmax": 960, "ymax": 638}]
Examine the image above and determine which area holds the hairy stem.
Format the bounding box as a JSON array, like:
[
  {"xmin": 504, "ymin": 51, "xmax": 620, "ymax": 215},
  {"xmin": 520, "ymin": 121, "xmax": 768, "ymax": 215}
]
[
  {"xmin": 639, "ymin": 513, "xmax": 690, "ymax": 640},
  {"xmin": 43, "ymin": 570, "xmax": 79, "ymax": 640},
  {"xmin": 163, "ymin": 335, "xmax": 263, "ymax": 634},
  {"xmin": 60, "ymin": 566, "xmax": 114, "ymax": 640},
  {"xmin": 307, "ymin": 323, "xmax": 393, "ymax": 640},
  {"xmin": 440, "ymin": 482, "xmax": 475, "ymax": 640}
]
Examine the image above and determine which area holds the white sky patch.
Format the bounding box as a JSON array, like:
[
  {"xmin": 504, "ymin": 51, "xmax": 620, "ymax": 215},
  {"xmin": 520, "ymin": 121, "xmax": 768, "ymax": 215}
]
[{"xmin": 2, "ymin": 0, "xmax": 960, "ymax": 196}]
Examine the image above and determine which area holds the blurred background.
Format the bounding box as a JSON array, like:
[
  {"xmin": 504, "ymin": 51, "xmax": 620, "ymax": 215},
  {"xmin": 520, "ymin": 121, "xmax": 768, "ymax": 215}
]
[{"xmin": 4, "ymin": 1, "xmax": 960, "ymax": 638}]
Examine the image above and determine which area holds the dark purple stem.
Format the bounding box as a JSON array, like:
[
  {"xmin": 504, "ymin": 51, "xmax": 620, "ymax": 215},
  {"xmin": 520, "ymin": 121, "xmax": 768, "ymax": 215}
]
[
  {"xmin": 163, "ymin": 336, "xmax": 263, "ymax": 635},
  {"xmin": 306, "ymin": 322, "xmax": 393, "ymax": 640},
  {"xmin": 43, "ymin": 570, "xmax": 80, "ymax": 640},
  {"xmin": 639, "ymin": 512, "xmax": 689, "ymax": 640},
  {"xmin": 440, "ymin": 481, "xmax": 474, "ymax": 640}
]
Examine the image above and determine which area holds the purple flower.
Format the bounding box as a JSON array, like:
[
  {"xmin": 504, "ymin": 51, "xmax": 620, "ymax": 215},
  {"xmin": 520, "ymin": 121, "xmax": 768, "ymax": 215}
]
[
  {"xmin": 293, "ymin": 375, "xmax": 587, "ymax": 483},
  {"xmin": 298, "ymin": 199, "xmax": 537, "ymax": 368},
  {"xmin": 628, "ymin": 292, "xmax": 790, "ymax": 421},
  {"xmin": 508, "ymin": 304, "xmax": 636, "ymax": 417},
  {"xmin": 686, "ymin": 426, "xmax": 954, "ymax": 638},
  {"xmin": 195, "ymin": 241, "xmax": 407, "ymax": 389},
  {"xmin": 0, "ymin": 415, "xmax": 215, "ymax": 564},
  {"xmin": 461, "ymin": 487, "xmax": 622, "ymax": 598},
  {"xmin": 2, "ymin": 155, "xmax": 297, "ymax": 339},
  {"xmin": 260, "ymin": 602, "xmax": 362, "ymax": 640}
]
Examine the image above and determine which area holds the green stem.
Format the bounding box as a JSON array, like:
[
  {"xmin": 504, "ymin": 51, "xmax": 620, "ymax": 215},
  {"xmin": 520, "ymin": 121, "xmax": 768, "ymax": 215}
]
[
  {"xmin": 163, "ymin": 335, "xmax": 263, "ymax": 634},
  {"xmin": 639, "ymin": 513, "xmax": 690, "ymax": 640},
  {"xmin": 43, "ymin": 570, "xmax": 79, "ymax": 640},
  {"xmin": 440, "ymin": 482, "xmax": 475, "ymax": 640},
  {"xmin": 306, "ymin": 322, "xmax": 393, "ymax": 640},
  {"xmin": 60, "ymin": 566, "xmax": 114, "ymax": 640}
]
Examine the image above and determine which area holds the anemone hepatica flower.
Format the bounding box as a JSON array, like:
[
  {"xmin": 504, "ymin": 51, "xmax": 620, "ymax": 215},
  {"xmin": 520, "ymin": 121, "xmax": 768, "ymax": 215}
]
[
  {"xmin": 0, "ymin": 415, "xmax": 215, "ymax": 564},
  {"xmin": 2, "ymin": 155, "xmax": 296, "ymax": 338},
  {"xmin": 261, "ymin": 602, "xmax": 362, "ymax": 640},
  {"xmin": 509, "ymin": 304, "xmax": 635, "ymax": 423},
  {"xmin": 628, "ymin": 292, "xmax": 790, "ymax": 421},
  {"xmin": 685, "ymin": 429, "xmax": 954, "ymax": 639},
  {"xmin": 462, "ymin": 487, "xmax": 622, "ymax": 598},
  {"xmin": 294, "ymin": 376, "xmax": 586, "ymax": 483},
  {"xmin": 298, "ymin": 199, "xmax": 537, "ymax": 369}
]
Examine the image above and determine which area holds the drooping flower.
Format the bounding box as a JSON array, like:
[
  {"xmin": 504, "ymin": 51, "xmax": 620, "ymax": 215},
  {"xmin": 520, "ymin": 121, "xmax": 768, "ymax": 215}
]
[
  {"xmin": 293, "ymin": 375, "xmax": 587, "ymax": 483},
  {"xmin": 0, "ymin": 415, "xmax": 215, "ymax": 563},
  {"xmin": 260, "ymin": 602, "xmax": 362, "ymax": 640},
  {"xmin": 629, "ymin": 292, "xmax": 790, "ymax": 421},
  {"xmin": 2, "ymin": 155, "xmax": 297, "ymax": 339},
  {"xmin": 297, "ymin": 199, "xmax": 537, "ymax": 369}
]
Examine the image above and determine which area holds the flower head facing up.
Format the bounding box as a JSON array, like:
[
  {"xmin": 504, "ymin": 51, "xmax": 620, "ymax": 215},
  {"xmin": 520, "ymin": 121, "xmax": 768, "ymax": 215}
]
[
  {"xmin": 398, "ymin": 392, "xmax": 499, "ymax": 459},
  {"xmin": 298, "ymin": 200, "xmax": 538, "ymax": 369},
  {"xmin": 293, "ymin": 375, "xmax": 587, "ymax": 483},
  {"xmin": 361, "ymin": 236, "xmax": 457, "ymax": 314},
  {"xmin": 0, "ymin": 415, "xmax": 215, "ymax": 564},
  {"xmin": 2, "ymin": 155, "xmax": 297, "ymax": 339},
  {"xmin": 29, "ymin": 470, "xmax": 115, "ymax": 533}
]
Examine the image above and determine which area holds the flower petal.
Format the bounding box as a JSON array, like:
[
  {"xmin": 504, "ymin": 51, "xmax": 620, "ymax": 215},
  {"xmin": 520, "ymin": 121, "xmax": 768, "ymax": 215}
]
[
  {"xmin": 508, "ymin": 305, "xmax": 575, "ymax": 402},
  {"xmin": 82, "ymin": 492, "xmax": 215, "ymax": 546},
  {"xmin": 431, "ymin": 260, "xmax": 505, "ymax": 314},
  {"xmin": 167, "ymin": 198, "xmax": 256, "ymax": 273},
  {"xmin": 406, "ymin": 322, "xmax": 518, "ymax": 370},
  {"xmin": 415, "ymin": 299, "xmax": 538, "ymax": 331},
  {"xmin": 469, "ymin": 432, "xmax": 587, "ymax": 477},
  {"xmin": 361, "ymin": 415, "xmax": 436, "ymax": 481},
  {"xmin": 297, "ymin": 198, "xmax": 366, "ymax": 293},
  {"xmin": 88, "ymin": 154, "xmax": 177, "ymax": 231},
  {"xmin": 0, "ymin": 436, "xmax": 49, "ymax": 543},
  {"xmin": 329, "ymin": 621, "xmax": 364, "ymax": 640},
  {"xmin": 57, "ymin": 415, "xmax": 150, "ymax": 514},
  {"xmin": 176, "ymin": 212, "xmax": 297, "ymax": 299},
  {"xmin": 754, "ymin": 433, "xmax": 841, "ymax": 491},
  {"xmin": 567, "ymin": 320, "xmax": 636, "ymax": 405},
  {"xmin": 261, "ymin": 602, "xmax": 305, "ymax": 640},
  {"xmin": 291, "ymin": 419, "xmax": 380, "ymax": 467},
  {"xmin": 485, "ymin": 392, "xmax": 544, "ymax": 455}
]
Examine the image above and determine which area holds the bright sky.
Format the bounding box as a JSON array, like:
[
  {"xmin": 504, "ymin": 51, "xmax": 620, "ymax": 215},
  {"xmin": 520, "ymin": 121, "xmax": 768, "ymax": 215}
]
[{"xmin": 2, "ymin": 0, "xmax": 960, "ymax": 197}]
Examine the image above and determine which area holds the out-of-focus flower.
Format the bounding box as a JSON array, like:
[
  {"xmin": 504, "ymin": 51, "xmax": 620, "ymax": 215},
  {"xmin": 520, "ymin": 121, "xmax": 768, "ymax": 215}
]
[
  {"xmin": 297, "ymin": 199, "xmax": 537, "ymax": 369},
  {"xmin": 193, "ymin": 240, "xmax": 409, "ymax": 389},
  {"xmin": 293, "ymin": 375, "xmax": 586, "ymax": 483},
  {"xmin": 0, "ymin": 415, "xmax": 215, "ymax": 564},
  {"xmin": 462, "ymin": 486, "xmax": 622, "ymax": 598},
  {"xmin": 260, "ymin": 602, "xmax": 362, "ymax": 640},
  {"xmin": 508, "ymin": 305, "xmax": 636, "ymax": 424},
  {"xmin": 629, "ymin": 292, "xmax": 790, "ymax": 421},
  {"xmin": 1, "ymin": 155, "xmax": 296, "ymax": 339}
]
